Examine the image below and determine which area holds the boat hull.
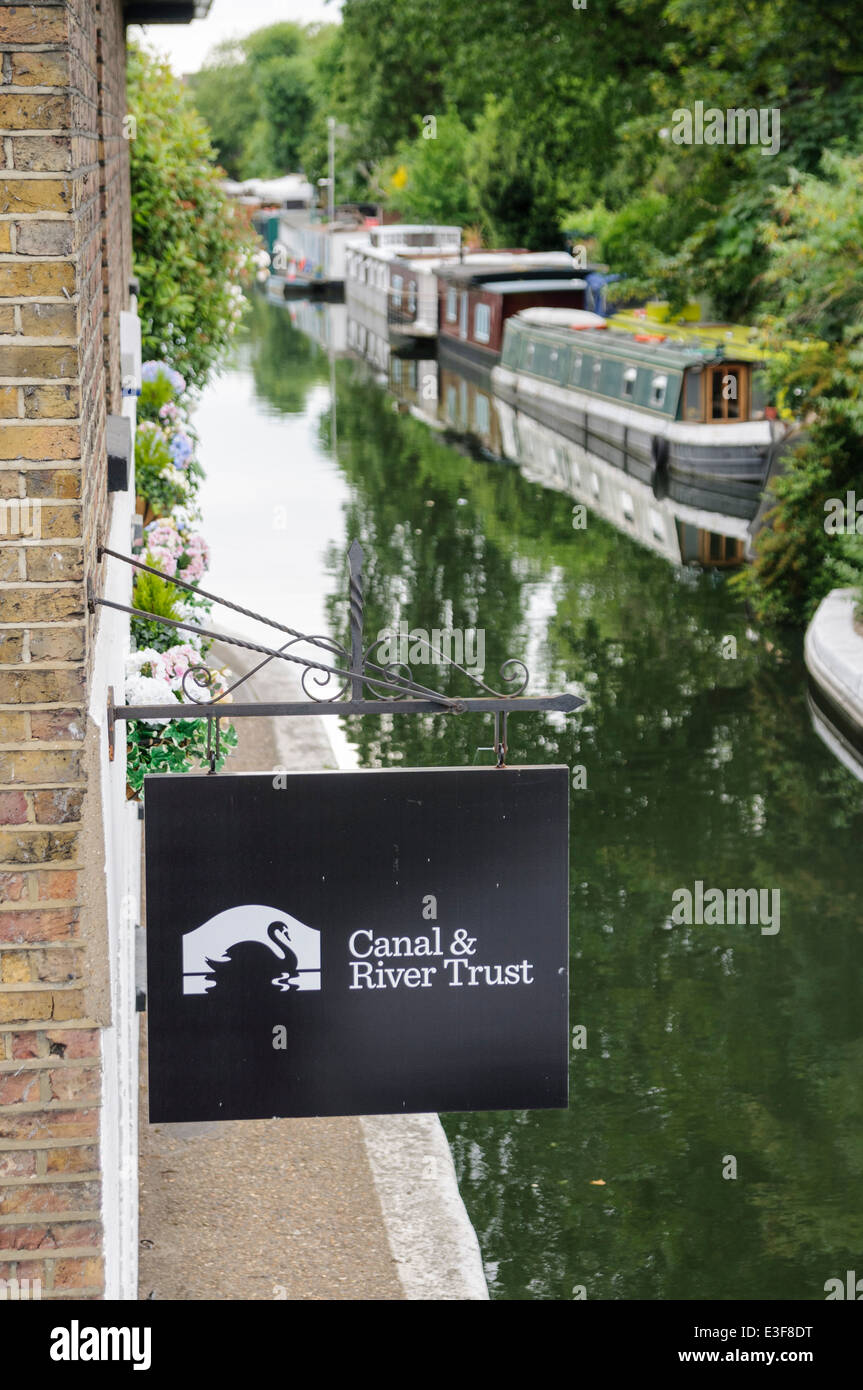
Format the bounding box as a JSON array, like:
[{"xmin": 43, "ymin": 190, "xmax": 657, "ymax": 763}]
[{"xmin": 492, "ymin": 365, "xmax": 777, "ymax": 520}]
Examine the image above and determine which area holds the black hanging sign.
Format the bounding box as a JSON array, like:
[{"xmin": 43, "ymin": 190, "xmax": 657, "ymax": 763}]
[{"xmin": 145, "ymin": 767, "xmax": 570, "ymax": 1121}]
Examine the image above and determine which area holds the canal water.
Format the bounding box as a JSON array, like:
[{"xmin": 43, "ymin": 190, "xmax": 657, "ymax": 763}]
[{"xmin": 196, "ymin": 294, "xmax": 863, "ymax": 1301}]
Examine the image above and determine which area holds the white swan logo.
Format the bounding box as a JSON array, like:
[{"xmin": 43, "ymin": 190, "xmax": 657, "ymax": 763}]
[{"xmin": 182, "ymin": 905, "xmax": 321, "ymax": 996}]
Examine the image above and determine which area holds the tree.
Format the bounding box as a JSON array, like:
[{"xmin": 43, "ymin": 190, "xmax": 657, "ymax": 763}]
[
  {"xmin": 187, "ymin": 40, "xmax": 259, "ymax": 180},
  {"xmin": 735, "ymin": 153, "xmax": 863, "ymax": 625},
  {"xmin": 380, "ymin": 112, "xmax": 478, "ymax": 227}
]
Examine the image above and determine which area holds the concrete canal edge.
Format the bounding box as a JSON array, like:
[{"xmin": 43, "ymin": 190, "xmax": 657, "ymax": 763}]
[
  {"xmin": 358, "ymin": 1114, "xmax": 489, "ymax": 1300},
  {"xmin": 316, "ymin": 716, "xmax": 490, "ymax": 1300},
  {"xmin": 804, "ymin": 588, "xmax": 863, "ymax": 776}
]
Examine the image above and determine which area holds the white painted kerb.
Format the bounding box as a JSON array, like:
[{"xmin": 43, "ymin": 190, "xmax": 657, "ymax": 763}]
[
  {"xmin": 319, "ymin": 722, "xmax": 490, "ymax": 1300},
  {"xmin": 804, "ymin": 588, "xmax": 863, "ymax": 721}
]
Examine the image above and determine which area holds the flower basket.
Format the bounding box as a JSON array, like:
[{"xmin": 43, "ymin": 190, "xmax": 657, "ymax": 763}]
[{"xmin": 135, "ymin": 495, "xmax": 163, "ymax": 528}]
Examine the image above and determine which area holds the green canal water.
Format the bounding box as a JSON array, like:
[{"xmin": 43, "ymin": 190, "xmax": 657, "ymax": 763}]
[{"xmin": 198, "ymin": 296, "xmax": 863, "ymax": 1301}]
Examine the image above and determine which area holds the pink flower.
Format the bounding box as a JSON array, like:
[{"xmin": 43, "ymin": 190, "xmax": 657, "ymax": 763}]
[
  {"xmin": 180, "ymin": 552, "xmax": 206, "ymax": 582},
  {"xmin": 145, "ymin": 544, "xmax": 178, "ymax": 577}
]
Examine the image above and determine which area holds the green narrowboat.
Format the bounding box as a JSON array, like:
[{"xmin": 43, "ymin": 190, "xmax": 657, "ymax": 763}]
[{"xmin": 492, "ymin": 308, "xmax": 786, "ymax": 517}]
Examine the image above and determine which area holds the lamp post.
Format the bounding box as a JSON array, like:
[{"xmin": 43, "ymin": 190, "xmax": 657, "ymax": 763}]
[{"xmin": 327, "ymin": 116, "xmax": 335, "ymax": 224}]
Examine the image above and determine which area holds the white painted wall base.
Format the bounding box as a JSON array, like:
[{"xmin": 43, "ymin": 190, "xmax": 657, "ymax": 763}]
[{"xmin": 92, "ymin": 340, "xmax": 140, "ymax": 1300}]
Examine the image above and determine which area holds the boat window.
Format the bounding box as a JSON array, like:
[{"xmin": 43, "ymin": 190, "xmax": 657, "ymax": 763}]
[
  {"xmin": 526, "ymin": 342, "xmax": 536, "ymax": 366},
  {"xmin": 710, "ymin": 365, "xmax": 742, "ymax": 420},
  {"xmin": 750, "ymin": 369, "xmax": 767, "ymax": 420},
  {"xmin": 446, "ymin": 288, "xmax": 458, "ymax": 322},
  {"xmin": 650, "ymin": 374, "xmax": 668, "ymax": 408},
  {"xmin": 474, "ymin": 303, "xmax": 491, "ymax": 343},
  {"xmin": 392, "ymin": 274, "xmax": 403, "ymax": 308},
  {"xmin": 592, "ymin": 360, "xmax": 602, "ymax": 389},
  {"xmin": 620, "ymin": 490, "xmax": 635, "ymax": 521},
  {"xmin": 685, "ymin": 369, "xmax": 703, "ymax": 419},
  {"xmin": 622, "ymin": 366, "xmax": 637, "ymax": 399},
  {"xmin": 570, "ymin": 353, "xmax": 583, "ymax": 383}
]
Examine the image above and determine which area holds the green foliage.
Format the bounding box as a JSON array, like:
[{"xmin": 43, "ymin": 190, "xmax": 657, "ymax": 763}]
[
  {"xmin": 761, "ymin": 152, "xmax": 863, "ymax": 345},
  {"xmin": 130, "ymin": 570, "xmax": 181, "ymax": 653},
  {"xmin": 126, "ymin": 718, "xmax": 238, "ymax": 797},
  {"xmin": 380, "ymin": 112, "xmax": 477, "ymax": 228},
  {"xmin": 187, "ymin": 44, "xmax": 261, "ymax": 181},
  {"xmin": 826, "ymin": 531, "xmax": 863, "ymax": 613},
  {"xmin": 190, "ymin": 22, "xmax": 339, "ymax": 184},
  {"xmin": 127, "ymin": 44, "xmax": 255, "ymax": 391},
  {"xmin": 736, "ymin": 153, "xmax": 863, "ymax": 625},
  {"xmin": 467, "ymin": 97, "xmax": 564, "ymax": 250},
  {"xmin": 138, "ymin": 367, "xmax": 190, "ymax": 426},
  {"xmin": 601, "ymin": 195, "xmax": 674, "ymax": 280},
  {"xmin": 134, "ymin": 424, "xmax": 190, "ymax": 514}
]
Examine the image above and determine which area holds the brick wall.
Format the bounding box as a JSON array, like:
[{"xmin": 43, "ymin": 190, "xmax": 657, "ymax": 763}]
[{"xmin": 0, "ymin": 0, "xmax": 130, "ymax": 1300}]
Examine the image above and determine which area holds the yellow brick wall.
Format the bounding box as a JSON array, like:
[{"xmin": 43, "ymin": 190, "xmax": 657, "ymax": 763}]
[{"xmin": 0, "ymin": 0, "xmax": 132, "ymax": 1300}]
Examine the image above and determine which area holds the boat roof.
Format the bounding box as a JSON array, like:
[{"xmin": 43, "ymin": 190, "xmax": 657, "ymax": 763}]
[
  {"xmin": 610, "ymin": 309, "xmax": 763, "ymax": 361},
  {"xmin": 479, "ymin": 278, "xmax": 586, "ymax": 294},
  {"xmin": 438, "ymin": 255, "xmax": 597, "ymax": 284},
  {"xmin": 509, "ymin": 308, "xmax": 765, "ymax": 366}
]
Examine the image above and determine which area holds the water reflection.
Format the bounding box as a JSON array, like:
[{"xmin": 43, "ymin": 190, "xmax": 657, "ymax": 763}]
[{"xmin": 229, "ymin": 295, "xmax": 863, "ymax": 1301}]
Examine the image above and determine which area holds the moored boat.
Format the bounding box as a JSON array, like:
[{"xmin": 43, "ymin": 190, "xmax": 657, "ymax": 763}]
[
  {"xmin": 436, "ymin": 254, "xmax": 589, "ymax": 374},
  {"xmin": 492, "ymin": 308, "xmax": 786, "ymax": 518}
]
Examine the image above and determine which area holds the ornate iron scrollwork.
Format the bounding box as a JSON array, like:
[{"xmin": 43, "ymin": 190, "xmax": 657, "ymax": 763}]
[{"xmin": 93, "ymin": 540, "xmax": 584, "ymax": 764}]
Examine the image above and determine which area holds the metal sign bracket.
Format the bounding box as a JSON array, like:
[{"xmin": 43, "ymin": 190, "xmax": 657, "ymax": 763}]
[{"xmin": 97, "ymin": 541, "xmax": 583, "ymax": 765}]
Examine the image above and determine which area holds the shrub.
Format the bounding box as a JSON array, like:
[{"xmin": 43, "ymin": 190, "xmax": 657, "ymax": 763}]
[
  {"xmin": 127, "ymin": 44, "xmax": 256, "ymax": 392},
  {"xmin": 124, "ymin": 647, "xmax": 237, "ymax": 797}
]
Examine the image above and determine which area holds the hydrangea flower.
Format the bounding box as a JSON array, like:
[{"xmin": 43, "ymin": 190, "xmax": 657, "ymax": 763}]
[
  {"xmin": 157, "ymin": 643, "xmax": 201, "ymax": 687},
  {"xmin": 125, "ymin": 649, "xmax": 176, "ymax": 722},
  {"xmin": 181, "ymin": 533, "xmax": 210, "ymax": 581},
  {"xmin": 169, "ymin": 431, "xmax": 193, "ymax": 469},
  {"xmin": 142, "ymin": 360, "xmax": 186, "ymax": 394},
  {"xmin": 158, "ymin": 466, "xmax": 193, "ymax": 494},
  {"xmin": 169, "ymin": 505, "xmax": 202, "ymax": 533},
  {"xmin": 142, "ymin": 521, "xmax": 184, "ymax": 577}
]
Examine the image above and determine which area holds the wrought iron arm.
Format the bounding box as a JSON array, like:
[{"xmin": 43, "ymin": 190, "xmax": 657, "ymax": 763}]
[{"xmin": 95, "ymin": 541, "xmax": 584, "ymax": 765}]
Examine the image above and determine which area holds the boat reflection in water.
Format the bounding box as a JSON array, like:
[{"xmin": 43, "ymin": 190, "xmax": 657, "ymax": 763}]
[
  {"xmin": 281, "ymin": 294, "xmax": 754, "ymax": 571},
  {"xmin": 428, "ymin": 363, "xmax": 749, "ymax": 569},
  {"xmin": 806, "ymin": 679, "xmax": 863, "ymax": 784}
]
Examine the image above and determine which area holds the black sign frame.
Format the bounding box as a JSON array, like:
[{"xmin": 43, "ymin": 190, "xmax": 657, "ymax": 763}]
[{"xmin": 145, "ymin": 766, "xmax": 570, "ymax": 1122}]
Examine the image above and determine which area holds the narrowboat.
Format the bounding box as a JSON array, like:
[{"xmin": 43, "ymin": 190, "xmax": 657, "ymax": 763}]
[
  {"xmin": 436, "ymin": 255, "xmax": 589, "ymax": 374},
  {"xmin": 429, "ymin": 357, "xmax": 749, "ymax": 566},
  {"xmin": 492, "ymin": 308, "xmax": 787, "ymax": 518},
  {"xmin": 272, "ymin": 206, "xmax": 375, "ymax": 295},
  {"xmin": 344, "ymin": 226, "xmax": 463, "ymax": 340}
]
